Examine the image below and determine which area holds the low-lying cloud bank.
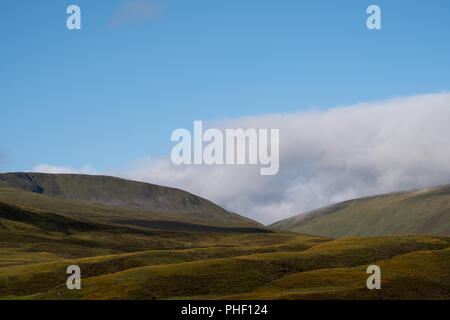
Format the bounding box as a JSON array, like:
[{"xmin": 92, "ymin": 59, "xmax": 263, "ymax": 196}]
[
  {"xmin": 33, "ymin": 92, "xmax": 450, "ymax": 224},
  {"xmin": 32, "ymin": 164, "xmax": 95, "ymax": 175}
]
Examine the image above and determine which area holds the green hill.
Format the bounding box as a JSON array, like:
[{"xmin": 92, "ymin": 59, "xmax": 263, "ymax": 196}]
[
  {"xmin": 0, "ymin": 172, "xmax": 263, "ymax": 231},
  {"xmin": 1, "ymin": 173, "xmax": 449, "ymax": 299},
  {"xmin": 269, "ymin": 185, "xmax": 450, "ymax": 237}
]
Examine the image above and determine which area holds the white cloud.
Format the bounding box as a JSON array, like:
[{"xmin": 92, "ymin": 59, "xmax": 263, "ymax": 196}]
[
  {"xmin": 119, "ymin": 92, "xmax": 450, "ymax": 224},
  {"xmin": 33, "ymin": 92, "xmax": 450, "ymax": 225},
  {"xmin": 32, "ymin": 164, "xmax": 96, "ymax": 175}
]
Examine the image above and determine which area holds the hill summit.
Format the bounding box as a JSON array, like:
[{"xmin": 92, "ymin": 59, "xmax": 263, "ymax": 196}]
[{"xmin": 0, "ymin": 172, "xmax": 263, "ymax": 231}]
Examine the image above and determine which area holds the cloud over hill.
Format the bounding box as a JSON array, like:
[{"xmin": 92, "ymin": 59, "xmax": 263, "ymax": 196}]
[{"xmin": 33, "ymin": 92, "xmax": 450, "ymax": 224}]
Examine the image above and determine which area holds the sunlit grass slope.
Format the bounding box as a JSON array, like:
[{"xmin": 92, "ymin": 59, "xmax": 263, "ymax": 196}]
[
  {"xmin": 270, "ymin": 185, "xmax": 450, "ymax": 237},
  {"xmin": 2, "ymin": 235, "xmax": 448, "ymax": 300},
  {"xmin": 229, "ymin": 248, "xmax": 450, "ymax": 300}
]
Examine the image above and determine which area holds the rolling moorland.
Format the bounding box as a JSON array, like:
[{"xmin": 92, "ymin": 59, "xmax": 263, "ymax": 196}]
[{"xmin": 0, "ymin": 173, "xmax": 449, "ymax": 299}]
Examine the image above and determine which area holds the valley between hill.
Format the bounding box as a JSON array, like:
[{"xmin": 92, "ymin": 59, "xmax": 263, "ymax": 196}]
[{"xmin": 0, "ymin": 173, "xmax": 449, "ymax": 299}]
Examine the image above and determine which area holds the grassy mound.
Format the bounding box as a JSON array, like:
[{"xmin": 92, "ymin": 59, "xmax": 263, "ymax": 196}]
[{"xmin": 2, "ymin": 234, "xmax": 448, "ymax": 300}]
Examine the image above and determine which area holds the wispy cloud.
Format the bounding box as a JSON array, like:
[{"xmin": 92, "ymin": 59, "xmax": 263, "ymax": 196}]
[
  {"xmin": 33, "ymin": 92, "xmax": 450, "ymax": 225},
  {"xmin": 108, "ymin": 0, "xmax": 161, "ymax": 27},
  {"xmin": 32, "ymin": 164, "xmax": 96, "ymax": 175}
]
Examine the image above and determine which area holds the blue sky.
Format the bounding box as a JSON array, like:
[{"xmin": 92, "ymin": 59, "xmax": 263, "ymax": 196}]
[{"xmin": 1, "ymin": 0, "xmax": 450, "ymax": 173}]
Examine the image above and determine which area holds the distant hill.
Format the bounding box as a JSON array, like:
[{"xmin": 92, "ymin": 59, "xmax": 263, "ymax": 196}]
[
  {"xmin": 0, "ymin": 172, "xmax": 264, "ymax": 232},
  {"xmin": 270, "ymin": 185, "xmax": 450, "ymax": 237}
]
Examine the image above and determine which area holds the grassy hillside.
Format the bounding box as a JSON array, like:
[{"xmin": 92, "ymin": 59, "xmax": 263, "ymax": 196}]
[
  {"xmin": 1, "ymin": 234, "xmax": 448, "ymax": 300},
  {"xmin": 0, "ymin": 201, "xmax": 274, "ymax": 260},
  {"xmin": 270, "ymin": 185, "xmax": 450, "ymax": 237},
  {"xmin": 1, "ymin": 173, "xmax": 449, "ymax": 299},
  {"xmin": 228, "ymin": 247, "xmax": 450, "ymax": 300},
  {"xmin": 0, "ymin": 172, "xmax": 212, "ymax": 213},
  {"xmin": 0, "ymin": 172, "xmax": 263, "ymax": 230},
  {"xmin": 0, "ymin": 199, "xmax": 448, "ymax": 299}
]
